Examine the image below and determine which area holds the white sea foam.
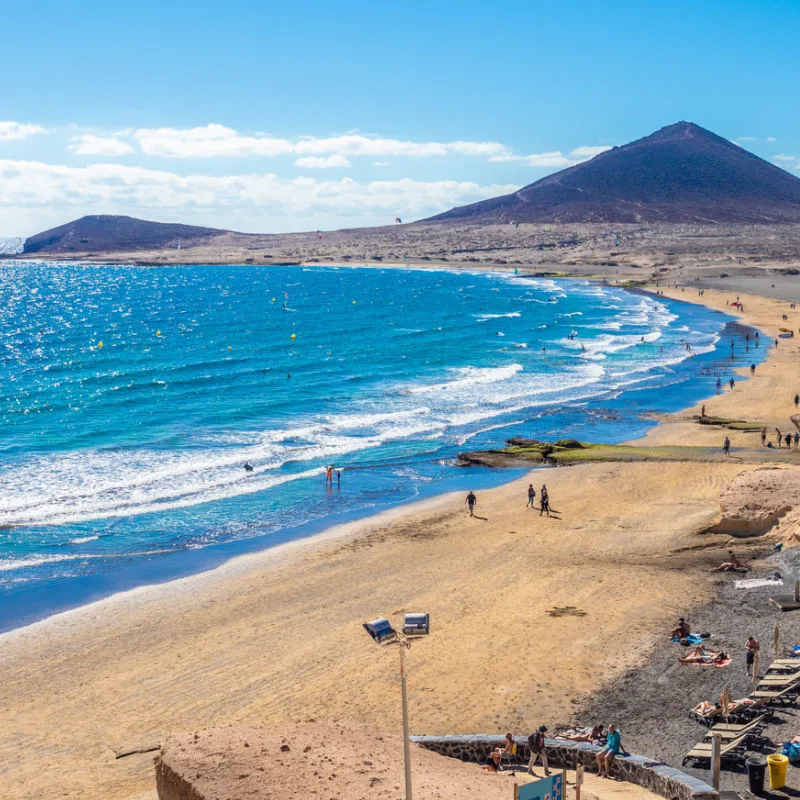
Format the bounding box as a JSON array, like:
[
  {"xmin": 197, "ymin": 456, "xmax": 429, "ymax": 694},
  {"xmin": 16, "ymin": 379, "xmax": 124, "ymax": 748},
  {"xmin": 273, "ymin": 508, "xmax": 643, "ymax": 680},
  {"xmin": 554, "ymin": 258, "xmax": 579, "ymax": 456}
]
[{"xmin": 474, "ymin": 312, "xmax": 521, "ymax": 321}]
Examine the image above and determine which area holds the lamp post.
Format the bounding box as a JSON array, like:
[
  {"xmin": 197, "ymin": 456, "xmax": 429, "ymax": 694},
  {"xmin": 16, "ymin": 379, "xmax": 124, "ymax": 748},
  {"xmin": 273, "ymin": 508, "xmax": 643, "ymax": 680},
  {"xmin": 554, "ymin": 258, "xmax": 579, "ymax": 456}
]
[{"xmin": 363, "ymin": 612, "xmax": 430, "ymax": 800}]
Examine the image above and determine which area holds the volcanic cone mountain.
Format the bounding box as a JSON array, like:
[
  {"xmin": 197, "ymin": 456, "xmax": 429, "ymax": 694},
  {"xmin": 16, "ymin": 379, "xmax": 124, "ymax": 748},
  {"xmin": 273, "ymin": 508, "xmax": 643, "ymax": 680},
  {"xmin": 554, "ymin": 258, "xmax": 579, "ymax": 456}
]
[
  {"xmin": 427, "ymin": 122, "xmax": 800, "ymax": 224},
  {"xmin": 23, "ymin": 215, "xmax": 229, "ymax": 255}
]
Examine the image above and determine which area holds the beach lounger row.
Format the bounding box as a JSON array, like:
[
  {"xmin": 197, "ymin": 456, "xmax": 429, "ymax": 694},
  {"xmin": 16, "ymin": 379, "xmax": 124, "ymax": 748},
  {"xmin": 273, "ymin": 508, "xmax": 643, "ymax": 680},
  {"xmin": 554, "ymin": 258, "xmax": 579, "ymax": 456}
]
[{"xmin": 683, "ymin": 730, "xmax": 769, "ymax": 770}]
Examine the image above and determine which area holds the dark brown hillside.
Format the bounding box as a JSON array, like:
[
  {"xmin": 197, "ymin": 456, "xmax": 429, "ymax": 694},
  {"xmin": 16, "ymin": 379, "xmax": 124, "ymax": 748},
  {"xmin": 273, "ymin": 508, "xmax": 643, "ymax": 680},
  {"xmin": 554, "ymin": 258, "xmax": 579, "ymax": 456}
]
[
  {"xmin": 23, "ymin": 215, "xmax": 230, "ymax": 254},
  {"xmin": 426, "ymin": 122, "xmax": 800, "ymax": 224}
]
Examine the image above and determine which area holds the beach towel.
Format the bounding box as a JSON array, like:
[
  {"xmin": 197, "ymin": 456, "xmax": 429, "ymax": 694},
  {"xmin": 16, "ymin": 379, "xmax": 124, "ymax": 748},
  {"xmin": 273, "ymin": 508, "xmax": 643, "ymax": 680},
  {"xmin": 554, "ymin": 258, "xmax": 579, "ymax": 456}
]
[
  {"xmin": 735, "ymin": 578, "xmax": 783, "ymax": 589},
  {"xmin": 671, "ymin": 633, "xmax": 707, "ymax": 644}
]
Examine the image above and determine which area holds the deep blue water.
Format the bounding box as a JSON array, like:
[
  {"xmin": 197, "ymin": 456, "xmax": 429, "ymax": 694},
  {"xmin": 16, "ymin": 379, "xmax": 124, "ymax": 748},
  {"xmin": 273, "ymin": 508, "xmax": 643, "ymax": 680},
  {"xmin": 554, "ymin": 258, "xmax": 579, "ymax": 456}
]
[{"xmin": 0, "ymin": 264, "xmax": 765, "ymax": 631}]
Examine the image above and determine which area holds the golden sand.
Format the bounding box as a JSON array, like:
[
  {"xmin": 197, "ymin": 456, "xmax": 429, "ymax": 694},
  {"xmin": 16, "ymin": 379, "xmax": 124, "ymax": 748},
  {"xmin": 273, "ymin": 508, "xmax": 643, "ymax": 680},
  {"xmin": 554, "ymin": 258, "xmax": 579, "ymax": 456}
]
[{"xmin": 1, "ymin": 286, "xmax": 798, "ymax": 799}]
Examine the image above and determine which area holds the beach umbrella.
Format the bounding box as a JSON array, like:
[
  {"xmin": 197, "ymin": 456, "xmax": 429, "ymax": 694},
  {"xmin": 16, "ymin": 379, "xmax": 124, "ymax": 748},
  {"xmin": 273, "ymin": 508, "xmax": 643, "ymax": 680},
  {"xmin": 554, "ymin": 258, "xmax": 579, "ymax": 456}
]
[
  {"xmin": 720, "ymin": 685, "xmax": 734, "ymax": 720},
  {"xmin": 774, "ymin": 622, "xmax": 782, "ymax": 656}
]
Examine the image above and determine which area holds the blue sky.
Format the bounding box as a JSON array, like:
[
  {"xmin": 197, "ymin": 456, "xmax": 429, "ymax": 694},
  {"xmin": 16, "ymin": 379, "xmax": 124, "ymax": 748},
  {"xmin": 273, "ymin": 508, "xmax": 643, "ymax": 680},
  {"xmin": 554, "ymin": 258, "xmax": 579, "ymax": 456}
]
[{"xmin": 2, "ymin": 0, "xmax": 799, "ymax": 237}]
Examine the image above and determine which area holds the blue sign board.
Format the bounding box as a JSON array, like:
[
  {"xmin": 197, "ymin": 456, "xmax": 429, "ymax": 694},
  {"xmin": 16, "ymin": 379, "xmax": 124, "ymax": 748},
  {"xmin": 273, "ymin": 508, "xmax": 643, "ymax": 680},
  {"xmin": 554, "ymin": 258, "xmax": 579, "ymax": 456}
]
[{"xmin": 518, "ymin": 773, "xmax": 564, "ymax": 800}]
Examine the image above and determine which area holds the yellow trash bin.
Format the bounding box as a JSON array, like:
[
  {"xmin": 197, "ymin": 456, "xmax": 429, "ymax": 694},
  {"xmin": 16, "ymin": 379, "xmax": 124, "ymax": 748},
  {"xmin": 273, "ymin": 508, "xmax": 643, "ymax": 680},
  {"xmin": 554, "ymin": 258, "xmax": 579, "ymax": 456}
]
[{"xmin": 766, "ymin": 753, "xmax": 788, "ymax": 789}]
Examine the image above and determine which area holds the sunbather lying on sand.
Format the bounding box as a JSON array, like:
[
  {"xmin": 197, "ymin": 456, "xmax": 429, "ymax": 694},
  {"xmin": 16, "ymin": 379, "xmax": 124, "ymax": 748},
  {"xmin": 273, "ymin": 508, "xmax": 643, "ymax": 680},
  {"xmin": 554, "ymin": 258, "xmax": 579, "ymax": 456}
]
[
  {"xmin": 711, "ymin": 550, "xmax": 751, "ymax": 573},
  {"xmin": 679, "ymin": 646, "xmax": 730, "ymax": 665},
  {"xmin": 557, "ymin": 725, "xmax": 605, "ymax": 743}
]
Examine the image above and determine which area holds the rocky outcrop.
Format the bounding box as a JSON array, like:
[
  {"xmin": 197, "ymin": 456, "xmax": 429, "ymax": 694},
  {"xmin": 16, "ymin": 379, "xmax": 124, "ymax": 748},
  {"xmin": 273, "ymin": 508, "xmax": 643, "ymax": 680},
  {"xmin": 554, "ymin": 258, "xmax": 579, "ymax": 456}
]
[{"xmin": 704, "ymin": 466, "xmax": 800, "ymax": 538}]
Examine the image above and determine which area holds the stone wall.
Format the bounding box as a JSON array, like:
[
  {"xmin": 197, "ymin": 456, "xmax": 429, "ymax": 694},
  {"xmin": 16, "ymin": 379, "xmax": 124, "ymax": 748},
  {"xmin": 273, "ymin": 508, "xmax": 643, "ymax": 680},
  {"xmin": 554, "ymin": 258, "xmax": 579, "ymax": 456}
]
[{"xmin": 410, "ymin": 735, "xmax": 718, "ymax": 800}]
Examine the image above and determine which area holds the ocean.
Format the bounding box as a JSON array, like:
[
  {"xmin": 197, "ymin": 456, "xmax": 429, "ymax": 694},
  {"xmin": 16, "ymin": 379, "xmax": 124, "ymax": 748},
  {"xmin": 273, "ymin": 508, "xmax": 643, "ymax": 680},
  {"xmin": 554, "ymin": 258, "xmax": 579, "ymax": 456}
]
[{"xmin": 0, "ymin": 263, "xmax": 762, "ymax": 631}]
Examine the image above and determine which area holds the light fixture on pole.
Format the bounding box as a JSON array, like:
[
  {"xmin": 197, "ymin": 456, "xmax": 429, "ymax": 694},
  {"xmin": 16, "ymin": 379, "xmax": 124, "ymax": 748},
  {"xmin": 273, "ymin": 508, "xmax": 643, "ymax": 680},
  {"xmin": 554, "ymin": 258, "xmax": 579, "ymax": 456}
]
[{"xmin": 363, "ymin": 612, "xmax": 430, "ymax": 800}]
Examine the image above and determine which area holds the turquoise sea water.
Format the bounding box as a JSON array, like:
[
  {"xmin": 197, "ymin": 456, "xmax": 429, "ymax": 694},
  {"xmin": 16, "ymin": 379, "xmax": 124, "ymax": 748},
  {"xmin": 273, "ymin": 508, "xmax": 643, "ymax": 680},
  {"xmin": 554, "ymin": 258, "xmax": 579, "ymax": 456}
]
[{"xmin": 0, "ymin": 264, "xmax": 762, "ymax": 631}]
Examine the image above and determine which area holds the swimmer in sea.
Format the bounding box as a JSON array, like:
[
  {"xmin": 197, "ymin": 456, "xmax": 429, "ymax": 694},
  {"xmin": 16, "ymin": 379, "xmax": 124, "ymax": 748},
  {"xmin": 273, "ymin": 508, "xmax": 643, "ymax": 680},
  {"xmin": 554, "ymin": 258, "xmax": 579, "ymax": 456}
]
[{"xmin": 244, "ymin": 462, "xmax": 254, "ymax": 472}]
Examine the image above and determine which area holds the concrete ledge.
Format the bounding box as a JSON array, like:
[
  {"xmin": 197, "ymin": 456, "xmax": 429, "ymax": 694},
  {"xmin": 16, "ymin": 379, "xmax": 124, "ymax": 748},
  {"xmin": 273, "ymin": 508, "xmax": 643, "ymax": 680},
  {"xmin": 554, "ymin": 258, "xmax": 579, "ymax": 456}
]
[{"xmin": 410, "ymin": 734, "xmax": 718, "ymax": 800}]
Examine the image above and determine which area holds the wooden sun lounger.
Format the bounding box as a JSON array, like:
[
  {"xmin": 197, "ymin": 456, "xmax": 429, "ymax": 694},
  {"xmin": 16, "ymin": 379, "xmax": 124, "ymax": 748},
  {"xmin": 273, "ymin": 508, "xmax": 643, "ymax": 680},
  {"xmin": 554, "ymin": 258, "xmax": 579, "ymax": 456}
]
[
  {"xmin": 751, "ymin": 683, "xmax": 800, "ymax": 704},
  {"xmin": 706, "ymin": 714, "xmax": 766, "ymax": 735},
  {"xmin": 756, "ymin": 674, "xmax": 800, "ymax": 687},
  {"xmin": 683, "ymin": 734, "xmax": 750, "ymax": 769}
]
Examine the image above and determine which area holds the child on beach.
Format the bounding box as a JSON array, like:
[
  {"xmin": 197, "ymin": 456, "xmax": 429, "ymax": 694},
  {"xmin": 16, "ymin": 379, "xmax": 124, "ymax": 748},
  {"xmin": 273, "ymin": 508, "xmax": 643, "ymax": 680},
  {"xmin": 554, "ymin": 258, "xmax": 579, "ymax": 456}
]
[
  {"xmin": 746, "ymin": 636, "xmax": 760, "ymax": 676},
  {"xmin": 527, "ymin": 484, "xmax": 536, "ymax": 508}
]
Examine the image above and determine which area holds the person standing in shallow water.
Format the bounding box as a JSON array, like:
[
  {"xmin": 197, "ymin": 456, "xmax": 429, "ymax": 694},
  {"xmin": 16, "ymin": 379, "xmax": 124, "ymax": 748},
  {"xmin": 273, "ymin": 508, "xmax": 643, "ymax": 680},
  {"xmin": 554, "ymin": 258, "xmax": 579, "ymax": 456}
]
[
  {"xmin": 761, "ymin": 427, "xmax": 767, "ymax": 446},
  {"xmin": 527, "ymin": 483, "xmax": 536, "ymax": 508},
  {"xmin": 465, "ymin": 491, "xmax": 477, "ymax": 517},
  {"xmin": 723, "ymin": 436, "xmax": 731, "ymax": 456}
]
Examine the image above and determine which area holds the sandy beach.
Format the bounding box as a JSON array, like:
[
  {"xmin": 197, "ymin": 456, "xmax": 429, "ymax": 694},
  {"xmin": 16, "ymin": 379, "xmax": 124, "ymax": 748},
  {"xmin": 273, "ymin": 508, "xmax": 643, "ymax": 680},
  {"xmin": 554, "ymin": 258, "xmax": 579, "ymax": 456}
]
[{"xmin": 2, "ymin": 282, "xmax": 800, "ymax": 799}]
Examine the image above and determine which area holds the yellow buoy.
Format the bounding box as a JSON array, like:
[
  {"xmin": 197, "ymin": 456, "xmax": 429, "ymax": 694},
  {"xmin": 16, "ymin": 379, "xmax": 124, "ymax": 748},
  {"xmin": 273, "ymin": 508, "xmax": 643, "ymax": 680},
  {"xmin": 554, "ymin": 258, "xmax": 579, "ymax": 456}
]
[
  {"xmin": 352, "ymin": 300, "xmax": 357, "ymax": 305},
  {"xmin": 156, "ymin": 330, "xmax": 162, "ymax": 337},
  {"xmin": 271, "ymin": 297, "xmax": 276, "ymax": 303},
  {"xmin": 97, "ymin": 341, "xmax": 104, "ymax": 349},
  {"xmin": 290, "ymin": 333, "xmax": 296, "ymax": 340},
  {"xmin": 227, "ymin": 345, "xmax": 232, "ymax": 350}
]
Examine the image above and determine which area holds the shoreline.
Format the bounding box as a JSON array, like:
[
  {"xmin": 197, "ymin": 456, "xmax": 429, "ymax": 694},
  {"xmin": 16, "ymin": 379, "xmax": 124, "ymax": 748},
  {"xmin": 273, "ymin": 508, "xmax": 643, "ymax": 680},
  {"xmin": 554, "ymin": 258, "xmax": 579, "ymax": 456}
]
[
  {"xmin": 0, "ymin": 276, "xmax": 753, "ymax": 636},
  {"xmin": 1, "ymin": 280, "xmax": 799, "ymax": 800}
]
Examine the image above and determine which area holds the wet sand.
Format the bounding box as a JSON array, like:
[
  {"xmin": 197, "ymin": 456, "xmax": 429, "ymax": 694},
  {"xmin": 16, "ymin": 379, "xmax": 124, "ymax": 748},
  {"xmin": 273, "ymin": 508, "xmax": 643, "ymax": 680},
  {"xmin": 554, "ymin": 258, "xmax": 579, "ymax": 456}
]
[{"xmin": 1, "ymin": 285, "xmax": 799, "ymax": 799}]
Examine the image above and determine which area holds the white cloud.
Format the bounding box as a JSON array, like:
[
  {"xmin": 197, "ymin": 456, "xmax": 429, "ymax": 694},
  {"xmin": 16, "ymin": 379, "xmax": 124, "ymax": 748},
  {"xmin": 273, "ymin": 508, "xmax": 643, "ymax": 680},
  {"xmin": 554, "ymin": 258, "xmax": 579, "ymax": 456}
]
[
  {"xmin": 294, "ymin": 154, "xmax": 351, "ymax": 169},
  {"xmin": 490, "ymin": 144, "xmax": 612, "ymax": 168},
  {"xmin": 68, "ymin": 135, "xmax": 135, "ymax": 157},
  {"xmin": 767, "ymin": 137, "xmax": 777, "ymax": 143},
  {"xmin": 135, "ymin": 124, "xmax": 295, "ymax": 158},
  {"xmin": 132, "ymin": 124, "xmax": 507, "ymax": 160},
  {"xmin": 490, "ymin": 151, "xmax": 570, "ymax": 167},
  {"xmin": 0, "ymin": 158, "xmax": 518, "ymax": 225},
  {"xmin": 294, "ymin": 134, "xmax": 506, "ymax": 158},
  {"xmin": 0, "ymin": 121, "xmax": 47, "ymax": 142},
  {"xmin": 773, "ymin": 154, "xmax": 796, "ymax": 162},
  {"xmin": 372, "ymin": 161, "xmax": 391, "ymax": 167},
  {"xmin": 570, "ymin": 145, "xmax": 612, "ymax": 159}
]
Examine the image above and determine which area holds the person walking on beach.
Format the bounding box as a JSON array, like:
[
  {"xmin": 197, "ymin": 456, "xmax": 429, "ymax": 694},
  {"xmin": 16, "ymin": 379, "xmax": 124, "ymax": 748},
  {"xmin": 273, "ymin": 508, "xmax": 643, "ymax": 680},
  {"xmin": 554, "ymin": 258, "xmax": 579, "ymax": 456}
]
[
  {"xmin": 539, "ymin": 485, "xmax": 550, "ymax": 517},
  {"xmin": 761, "ymin": 427, "xmax": 768, "ymax": 446},
  {"xmin": 776, "ymin": 429, "xmax": 783, "ymax": 448},
  {"xmin": 465, "ymin": 491, "xmax": 477, "ymax": 517},
  {"xmin": 786, "ymin": 433, "xmax": 793, "ymax": 449},
  {"xmin": 723, "ymin": 436, "xmax": 731, "ymax": 456},
  {"xmin": 528, "ymin": 726, "xmax": 550, "ymax": 776},
  {"xmin": 794, "ymin": 431, "xmax": 799, "ymax": 449},
  {"xmin": 794, "ymin": 393, "xmax": 799, "ymax": 409},
  {"xmin": 750, "ymin": 363, "xmax": 756, "ymax": 376},
  {"xmin": 746, "ymin": 636, "xmax": 760, "ymax": 676},
  {"xmin": 701, "ymin": 404, "xmax": 706, "ymax": 419},
  {"xmin": 527, "ymin": 483, "xmax": 536, "ymax": 508},
  {"xmin": 729, "ymin": 377, "xmax": 736, "ymax": 390}
]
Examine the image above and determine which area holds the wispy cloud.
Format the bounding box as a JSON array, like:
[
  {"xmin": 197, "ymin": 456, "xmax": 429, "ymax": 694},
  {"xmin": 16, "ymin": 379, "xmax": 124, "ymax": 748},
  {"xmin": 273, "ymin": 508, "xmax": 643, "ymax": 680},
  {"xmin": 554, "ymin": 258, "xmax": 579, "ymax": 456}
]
[
  {"xmin": 490, "ymin": 144, "xmax": 612, "ymax": 168},
  {"xmin": 737, "ymin": 136, "xmax": 777, "ymax": 143},
  {"xmin": 570, "ymin": 145, "xmax": 612, "ymax": 159},
  {"xmin": 0, "ymin": 121, "xmax": 47, "ymax": 142},
  {"xmin": 68, "ymin": 135, "xmax": 136, "ymax": 157},
  {"xmin": 294, "ymin": 154, "xmax": 351, "ymax": 169},
  {"xmin": 773, "ymin": 154, "xmax": 796, "ymax": 162}
]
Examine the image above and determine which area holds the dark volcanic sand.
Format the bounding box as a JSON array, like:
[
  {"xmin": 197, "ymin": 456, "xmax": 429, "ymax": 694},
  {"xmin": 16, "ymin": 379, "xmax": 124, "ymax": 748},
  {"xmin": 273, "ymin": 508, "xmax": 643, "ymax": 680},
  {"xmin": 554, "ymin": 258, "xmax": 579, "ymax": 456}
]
[{"xmin": 573, "ymin": 548, "xmax": 800, "ymax": 793}]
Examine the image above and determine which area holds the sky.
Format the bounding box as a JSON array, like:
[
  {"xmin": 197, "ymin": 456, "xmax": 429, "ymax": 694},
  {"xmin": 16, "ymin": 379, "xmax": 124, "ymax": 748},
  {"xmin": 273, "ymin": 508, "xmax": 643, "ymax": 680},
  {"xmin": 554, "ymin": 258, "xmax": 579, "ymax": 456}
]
[{"xmin": 2, "ymin": 0, "xmax": 800, "ymax": 238}]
